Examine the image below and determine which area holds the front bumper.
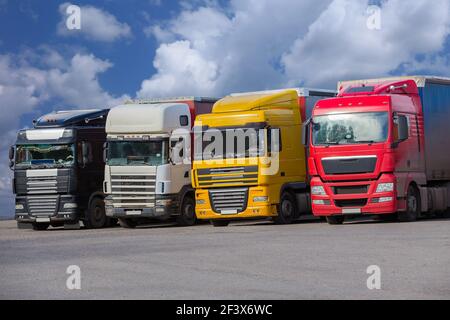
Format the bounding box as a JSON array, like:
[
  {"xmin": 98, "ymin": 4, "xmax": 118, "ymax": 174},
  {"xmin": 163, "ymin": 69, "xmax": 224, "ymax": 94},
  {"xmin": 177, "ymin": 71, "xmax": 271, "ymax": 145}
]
[
  {"xmin": 310, "ymin": 175, "xmax": 397, "ymax": 217},
  {"xmin": 15, "ymin": 194, "xmax": 80, "ymax": 223},
  {"xmin": 105, "ymin": 194, "xmax": 179, "ymax": 220},
  {"xmin": 195, "ymin": 186, "xmax": 277, "ymax": 220}
]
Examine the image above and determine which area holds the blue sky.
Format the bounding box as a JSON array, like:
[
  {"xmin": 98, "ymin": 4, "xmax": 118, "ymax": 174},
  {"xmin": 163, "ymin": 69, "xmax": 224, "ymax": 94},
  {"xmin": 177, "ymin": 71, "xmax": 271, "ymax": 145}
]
[{"xmin": 1, "ymin": 0, "xmax": 450, "ymax": 217}]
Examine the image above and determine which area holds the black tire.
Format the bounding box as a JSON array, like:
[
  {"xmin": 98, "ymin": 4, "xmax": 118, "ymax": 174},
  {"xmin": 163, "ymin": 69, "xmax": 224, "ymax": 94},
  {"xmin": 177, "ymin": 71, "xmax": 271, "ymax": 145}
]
[
  {"xmin": 326, "ymin": 215, "xmax": 345, "ymax": 225},
  {"xmin": 84, "ymin": 197, "xmax": 107, "ymax": 229},
  {"xmin": 211, "ymin": 220, "xmax": 230, "ymax": 227},
  {"xmin": 32, "ymin": 223, "xmax": 49, "ymax": 231},
  {"xmin": 274, "ymin": 191, "xmax": 297, "ymax": 224},
  {"xmin": 177, "ymin": 195, "xmax": 196, "ymax": 226},
  {"xmin": 118, "ymin": 218, "xmax": 138, "ymax": 229},
  {"xmin": 398, "ymin": 185, "xmax": 420, "ymax": 222},
  {"xmin": 107, "ymin": 218, "xmax": 118, "ymax": 227}
]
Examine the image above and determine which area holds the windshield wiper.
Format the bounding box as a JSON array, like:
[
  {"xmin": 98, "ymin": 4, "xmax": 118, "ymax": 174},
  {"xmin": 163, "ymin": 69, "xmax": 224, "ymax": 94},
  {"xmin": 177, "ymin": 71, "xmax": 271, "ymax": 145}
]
[
  {"xmin": 347, "ymin": 140, "xmax": 376, "ymax": 145},
  {"xmin": 317, "ymin": 141, "xmax": 341, "ymax": 146}
]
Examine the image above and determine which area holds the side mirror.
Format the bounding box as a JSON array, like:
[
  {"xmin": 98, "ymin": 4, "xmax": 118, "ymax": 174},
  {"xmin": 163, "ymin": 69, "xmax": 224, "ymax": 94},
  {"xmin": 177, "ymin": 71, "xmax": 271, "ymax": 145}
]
[
  {"xmin": 9, "ymin": 160, "xmax": 14, "ymax": 170},
  {"xmin": 8, "ymin": 146, "xmax": 14, "ymax": 160},
  {"xmin": 398, "ymin": 115, "xmax": 409, "ymax": 142},
  {"xmin": 301, "ymin": 119, "xmax": 311, "ymax": 146},
  {"xmin": 103, "ymin": 142, "xmax": 108, "ymax": 163}
]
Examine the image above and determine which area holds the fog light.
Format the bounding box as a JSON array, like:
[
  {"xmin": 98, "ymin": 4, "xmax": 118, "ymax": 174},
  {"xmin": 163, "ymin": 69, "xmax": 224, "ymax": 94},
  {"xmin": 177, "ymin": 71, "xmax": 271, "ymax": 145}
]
[
  {"xmin": 196, "ymin": 199, "xmax": 205, "ymax": 205},
  {"xmin": 63, "ymin": 203, "xmax": 77, "ymax": 209},
  {"xmin": 15, "ymin": 204, "xmax": 24, "ymax": 210},
  {"xmin": 253, "ymin": 196, "xmax": 268, "ymax": 203},
  {"xmin": 311, "ymin": 186, "xmax": 326, "ymax": 195},
  {"xmin": 156, "ymin": 199, "xmax": 172, "ymax": 206},
  {"xmin": 372, "ymin": 197, "xmax": 393, "ymax": 203},
  {"xmin": 313, "ymin": 199, "xmax": 331, "ymax": 205}
]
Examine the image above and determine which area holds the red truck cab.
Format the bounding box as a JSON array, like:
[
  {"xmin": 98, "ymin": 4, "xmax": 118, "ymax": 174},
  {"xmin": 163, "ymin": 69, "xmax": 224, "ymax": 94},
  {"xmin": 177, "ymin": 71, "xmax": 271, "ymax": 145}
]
[{"xmin": 308, "ymin": 77, "xmax": 450, "ymax": 224}]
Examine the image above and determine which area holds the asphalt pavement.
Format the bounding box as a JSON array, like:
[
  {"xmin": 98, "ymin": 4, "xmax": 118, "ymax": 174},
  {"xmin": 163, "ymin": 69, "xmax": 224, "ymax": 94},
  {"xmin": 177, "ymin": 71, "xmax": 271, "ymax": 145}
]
[{"xmin": 0, "ymin": 216, "xmax": 449, "ymax": 299}]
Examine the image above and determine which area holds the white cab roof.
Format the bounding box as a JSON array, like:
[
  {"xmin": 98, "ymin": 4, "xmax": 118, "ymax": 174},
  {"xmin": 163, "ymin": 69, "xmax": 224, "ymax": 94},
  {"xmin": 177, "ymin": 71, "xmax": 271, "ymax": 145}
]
[{"xmin": 106, "ymin": 103, "xmax": 191, "ymax": 134}]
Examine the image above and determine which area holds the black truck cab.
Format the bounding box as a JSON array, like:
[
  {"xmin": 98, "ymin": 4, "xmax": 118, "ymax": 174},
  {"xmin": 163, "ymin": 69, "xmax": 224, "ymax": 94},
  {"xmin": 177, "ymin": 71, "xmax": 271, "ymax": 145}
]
[{"xmin": 10, "ymin": 109, "xmax": 112, "ymax": 230}]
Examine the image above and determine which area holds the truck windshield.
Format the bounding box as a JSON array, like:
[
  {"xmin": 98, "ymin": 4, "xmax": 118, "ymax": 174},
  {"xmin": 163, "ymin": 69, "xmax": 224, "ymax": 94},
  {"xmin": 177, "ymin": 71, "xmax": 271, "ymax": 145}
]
[
  {"xmin": 312, "ymin": 112, "xmax": 388, "ymax": 146},
  {"xmin": 195, "ymin": 127, "xmax": 268, "ymax": 160},
  {"xmin": 15, "ymin": 144, "xmax": 75, "ymax": 168},
  {"xmin": 107, "ymin": 140, "xmax": 169, "ymax": 166}
]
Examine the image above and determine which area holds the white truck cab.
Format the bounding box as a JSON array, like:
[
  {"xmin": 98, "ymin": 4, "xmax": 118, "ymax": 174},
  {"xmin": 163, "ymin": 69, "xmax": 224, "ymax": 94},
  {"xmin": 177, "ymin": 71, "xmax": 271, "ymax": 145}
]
[{"xmin": 104, "ymin": 98, "xmax": 216, "ymax": 228}]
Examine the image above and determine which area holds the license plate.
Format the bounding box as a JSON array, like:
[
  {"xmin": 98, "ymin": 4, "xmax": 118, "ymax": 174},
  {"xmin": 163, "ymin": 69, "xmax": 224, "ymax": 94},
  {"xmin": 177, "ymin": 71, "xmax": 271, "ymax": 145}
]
[
  {"xmin": 126, "ymin": 210, "xmax": 142, "ymax": 216},
  {"xmin": 36, "ymin": 217, "xmax": 50, "ymax": 223},
  {"xmin": 342, "ymin": 208, "xmax": 361, "ymax": 215},
  {"xmin": 220, "ymin": 209, "xmax": 237, "ymax": 215}
]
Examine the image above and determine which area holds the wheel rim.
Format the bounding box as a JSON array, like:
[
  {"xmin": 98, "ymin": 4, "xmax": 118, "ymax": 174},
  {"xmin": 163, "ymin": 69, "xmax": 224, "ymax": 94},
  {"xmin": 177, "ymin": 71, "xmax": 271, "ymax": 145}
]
[
  {"xmin": 184, "ymin": 203, "xmax": 195, "ymax": 220},
  {"xmin": 94, "ymin": 206, "xmax": 103, "ymax": 221},
  {"xmin": 281, "ymin": 199, "xmax": 293, "ymax": 218},
  {"xmin": 408, "ymin": 192, "xmax": 418, "ymax": 213}
]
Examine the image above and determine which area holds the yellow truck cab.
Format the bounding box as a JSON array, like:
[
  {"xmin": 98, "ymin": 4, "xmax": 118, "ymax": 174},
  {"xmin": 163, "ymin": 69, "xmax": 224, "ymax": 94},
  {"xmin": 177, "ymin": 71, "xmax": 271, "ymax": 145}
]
[{"xmin": 192, "ymin": 88, "xmax": 335, "ymax": 226}]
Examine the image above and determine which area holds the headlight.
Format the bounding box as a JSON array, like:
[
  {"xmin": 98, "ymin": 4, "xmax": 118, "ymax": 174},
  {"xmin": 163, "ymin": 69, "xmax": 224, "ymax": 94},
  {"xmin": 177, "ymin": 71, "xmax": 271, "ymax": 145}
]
[
  {"xmin": 311, "ymin": 186, "xmax": 326, "ymax": 195},
  {"xmin": 62, "ymin": 129, "xmax": 74, "ymax": 138},
  {"xmin": 376, "ymin": 183, "xmax": 394, "ymax": 193},
  {"xmin": 156, "ymin": 199, "xmax": 172, "ymax": 206},
  {"xmin": 253, "ymin": 196, "xmax": 268, "ymax": 203},
  {"xmin": 63, "ymin": 203, "xmax": 78, "ymax": 209},
  {"xmin": 196, "ymin": 199, "xmax": 205, "ymax": 205},
  {"xmin": 372, "ymin": 197, "xmax": 393, "ymax": 203},
  {"xmin": 15, "ymin": 204, "xmax": 24, "ymax": 210}
]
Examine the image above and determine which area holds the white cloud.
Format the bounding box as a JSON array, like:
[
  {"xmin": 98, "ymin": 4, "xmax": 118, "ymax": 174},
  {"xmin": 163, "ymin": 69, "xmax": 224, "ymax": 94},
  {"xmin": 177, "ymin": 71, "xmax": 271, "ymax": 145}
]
[
  {"xmin": 139, "ymin": 1, "xmax": 331, "ymax": 97},
  {"xmin": 138, "ymin": 40, "xmax": 219, "ymax": 97},
  {"xmin": 58, "ymin": 2, "xmax": 132, "ymax": 42},
  {"xmin": 282, "ymin": 0, "xmax": 450, "ymax": 86},
  {"xmin": 138, "ymin": 0, "xmax": 450, "ymax": 98}
]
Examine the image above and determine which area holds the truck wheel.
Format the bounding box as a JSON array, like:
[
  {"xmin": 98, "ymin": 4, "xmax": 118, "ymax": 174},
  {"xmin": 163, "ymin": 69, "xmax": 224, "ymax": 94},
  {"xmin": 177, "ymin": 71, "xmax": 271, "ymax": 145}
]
[
  {"xmin": 118, "ymin": 218, "xmax": 138, "ymax": 228},
  {"xmin": 211, "ymin": 220, "xmax": 229, "ymax": 227},
  {"xmin": 177, "ymin": 196, "xmax": 196, "ymax": 226},
  {"xmin": 326, "ymin": 216, "xmax": 345, "ymax": 225},
  {"xmin": 398, "ymin": 185, "xmax": 420, "ymax": 222},
  {"xmin": 274, "ymin": 191, "xmax": 297, "ymax": 224},
  {"xmin": 84, "ymin": 197, "xmax": 107, "ymax": 229},
  {"xmin": 32, "ymin": 223, "xmax": 49, "ymax": 231}
]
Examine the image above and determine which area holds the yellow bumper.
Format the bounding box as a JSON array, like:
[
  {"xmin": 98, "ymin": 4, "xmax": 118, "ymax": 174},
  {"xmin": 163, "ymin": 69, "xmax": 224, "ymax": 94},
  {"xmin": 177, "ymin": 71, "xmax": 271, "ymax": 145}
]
[{"xmin": 195, "ymin": 186, "xmax": 277, "ymax": 220}]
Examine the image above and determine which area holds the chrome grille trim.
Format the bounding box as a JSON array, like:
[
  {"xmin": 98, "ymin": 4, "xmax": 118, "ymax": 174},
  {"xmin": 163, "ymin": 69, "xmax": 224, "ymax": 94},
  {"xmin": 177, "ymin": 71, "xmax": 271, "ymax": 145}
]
[
  {"xmin": 110, "ymin": 174, "xmax": 156, "ymax": 208},
  {"xmin": 209, "ymin": 188, "xmax": 248, "ymax": 214}
]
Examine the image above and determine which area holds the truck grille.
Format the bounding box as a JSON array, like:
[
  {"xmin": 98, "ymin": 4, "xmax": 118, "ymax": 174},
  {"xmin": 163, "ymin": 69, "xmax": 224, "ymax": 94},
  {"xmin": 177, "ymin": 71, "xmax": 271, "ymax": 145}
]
[
  {"xmin": 110, "ymin": 175, "xmax": 156, "ymax": 208},
  {"xmin": 322, "ymin": 156, "xmax": 377, "ymax": 175},
  {"xmin": 27, "ymin": 195, "xmax": 58, "ymax": 216},
  {"xmin": 335, "ymin": 199, "xmax": 368, "ymax": 208},
  {"xmin": 333, "ymin": 185, "xmax": 368, "ymax": 195},
  {"xmin": 197, "ymin": 166, "xmax": 258, "ymax": 187},
  {"xmin": 209, "ymin": 188, "xmax": 248, "ymax": 214},
  {"xmin": 26, "ymin": 176, "xmax": 58, "ymax": 194}
]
